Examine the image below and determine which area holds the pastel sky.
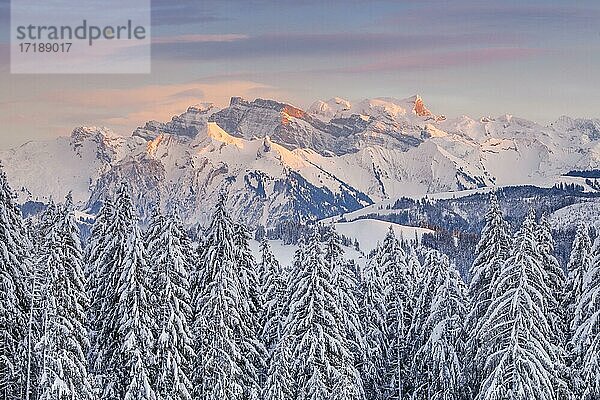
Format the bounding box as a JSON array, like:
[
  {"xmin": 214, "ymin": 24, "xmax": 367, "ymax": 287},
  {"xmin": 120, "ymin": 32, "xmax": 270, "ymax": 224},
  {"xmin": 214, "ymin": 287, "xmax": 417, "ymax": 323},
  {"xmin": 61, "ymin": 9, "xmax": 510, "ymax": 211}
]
[{"xmin": 1, "ymin": 0, "xmax": 600, "ymax": 149}]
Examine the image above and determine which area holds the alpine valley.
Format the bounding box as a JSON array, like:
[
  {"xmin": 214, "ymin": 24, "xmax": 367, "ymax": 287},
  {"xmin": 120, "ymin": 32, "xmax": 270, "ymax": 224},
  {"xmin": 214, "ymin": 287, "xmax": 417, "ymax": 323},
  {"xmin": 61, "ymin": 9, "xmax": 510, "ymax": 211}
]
[{"xmin": 1, "ymin": 94, "xmax": 599, "ymax": 231}]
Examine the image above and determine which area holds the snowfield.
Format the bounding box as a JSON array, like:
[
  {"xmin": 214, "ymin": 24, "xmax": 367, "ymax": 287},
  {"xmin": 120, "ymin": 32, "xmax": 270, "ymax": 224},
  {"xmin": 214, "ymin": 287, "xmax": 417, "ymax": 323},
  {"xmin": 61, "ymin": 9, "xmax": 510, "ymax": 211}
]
[
  {"xmin": 550, "ymin": 198, "xmax": 600, "ymax": 229},
  {"xmin": 329, "ymin": 219, "xmax": 433, "ymax": 252}
]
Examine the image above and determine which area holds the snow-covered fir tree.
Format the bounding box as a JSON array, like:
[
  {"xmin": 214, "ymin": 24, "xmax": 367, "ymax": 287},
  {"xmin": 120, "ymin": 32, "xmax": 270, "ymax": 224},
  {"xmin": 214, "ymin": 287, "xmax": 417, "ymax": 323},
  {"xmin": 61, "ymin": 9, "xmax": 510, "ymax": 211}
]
[
  {"xmin": 563, "ymin": 223, "xmax": 593, "ymax": 394},
  {"xmin": 32, "ymin": 201, "xmax": 59, "ymax": 243},
  {"xmin": 284, "ymin": 233, "xmax": 307, "ymax": 313},
  {"xmin": 331, "ymin": 357, "xmax": 366, "ymax": 400},
  {"xmin": 37, "ymin": 195, "xmax": 94, "ymax": 400},
  {"xmin": 85, "ymin": 196, "xmax": 114, "ymax": 385},
  {"xmin": 475, "ymin": 211, "xmax": 569, "ymax": 400},
  {"xmin": 571, "ymin": 228, "xmax": 600, "ymax": 399},
  {"xmin": 563, "ymin": 224, "xmax": 592, "ymax": 327},
  {"xmin": 191, "ymin": 194, "xmax": 263, "ymax": 400},
  {"xmin": 406, "ymin": 247, "xmax": 422, "ymax": 284},
  {"xmin": 0, "ymin": 167, "xmax": 31, "ymax": 400},
  {"xmin": 233, "ymin": 222, "xmax": 268, "ymax": 395},
  {"xmin": 258, "ymin": 237, "xmax": 286, "ymax": 356},
  {"xmin": 85, "ymin": 197, "xmax": 114, "ymax": 315},
  {"xmin": 24, "ymin": 202, "xmax": 59, "ymax": 400},
  {"xmin": 536, "ymin": 214, "xmax": 567, "ymax": 340},
  {"xmin": 536, "ymin": 214, "xmax": 571, "ymax": 397},
  {"xmin": 4, "ymin": 161, "xmax": 600, "ymax": 400},
  {"xmin": 359, "ymin": 244, "xmax": 388, "ymax": 400},
  {"xmin": 465, "ymin": 194, "xmax": 512, "ymax": 395},
  {"xmin": 264, "ymin": 335, "xmax": 294, "ymax": 400},
  {"xmin": 324, "ymin": 228, "xmax": 364, "ymax": 369},
  {"xmin": 234, "ymin": 223, "xmax": 263, "ymax": 326},
  {"xmin": 303, "ymin": 368, "xmax": 328, "ymax": 400},
  {"xmin": 411, "ymin": 250, "xmax": 468, "ymax": 400},
  {"xmin": 278, "ymin": 232, "xmax": 308, "ymax": 343},
  {"xmin": 380, "ymin": 226, "xmax": 415, "ymax": 400},
  {"xmin": 284, "ymin": 228, "xmax": 361, "ymax": 400},
  {"xmin": 146, "ymin": 211, "xmax": 194, "ymax": 400},
  {"xmin": 94, "ymin": 184, "xmax": 156, "ymax": 400},
  {"xmin": 409, "ymin": 251, "xmax": 450, "ymax": 371},
  {"xmin": 30, "ymin": 210, "xmax": 60, "ymax": 400}
]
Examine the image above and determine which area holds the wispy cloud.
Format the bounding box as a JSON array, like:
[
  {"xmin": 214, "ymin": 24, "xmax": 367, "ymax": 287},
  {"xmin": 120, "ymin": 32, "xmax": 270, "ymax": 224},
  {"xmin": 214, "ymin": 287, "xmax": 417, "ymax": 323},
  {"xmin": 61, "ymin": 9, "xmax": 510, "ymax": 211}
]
[
  {"xmin": 150, "ymin": 0, "xmax": 400, "ymax": 26},
  {"xmin": 340, "ymin": 47, "xmax": 541, "ymax": 73},
  {"xmin": 151, "ymin": 0, "xmax": 225, "ymax": 26},
  {"xmin": 36, "ymin": 80, "xmax": 284, "ymax": 133},
  {"xmin": 152, "ymin": 31, "xmax": 521, "ymax": 61},
  {"xmin": 384, "ymin": 2, "xmax": 600, "ymax": 32}
]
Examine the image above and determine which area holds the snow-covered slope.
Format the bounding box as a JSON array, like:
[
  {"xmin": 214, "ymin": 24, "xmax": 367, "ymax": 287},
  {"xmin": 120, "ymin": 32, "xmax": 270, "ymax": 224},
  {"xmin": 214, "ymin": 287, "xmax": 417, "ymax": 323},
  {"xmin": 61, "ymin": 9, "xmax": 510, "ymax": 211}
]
[
  {"xmin": 549, "ymin": 199, "xmax": 600, "ymax": 229},
  {"xmin": 1, "ymin": 94, "xmax": 599, "ymax": 228},
  {"xmin": 329, "ymin": 219, "xmax": 434, "ymax": 252},
  {"xmin": 1, "ymin": 115, "xmax": 371, "ymax": 227},
  {"xmin": 0, "ymin": 127, "xmax": 129, "ymax": 204},
  {"xmin": 97, "ymin": 120, "xmax": 374, "ymax": 226}
]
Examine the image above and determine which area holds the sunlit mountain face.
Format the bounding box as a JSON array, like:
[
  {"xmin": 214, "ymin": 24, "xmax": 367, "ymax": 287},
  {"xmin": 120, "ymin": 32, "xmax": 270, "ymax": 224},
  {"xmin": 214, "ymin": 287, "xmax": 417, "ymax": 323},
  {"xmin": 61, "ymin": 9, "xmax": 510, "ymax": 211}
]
[{"xmin": 1, "ymin": 94, "xmax": 598, "ymax": 230}]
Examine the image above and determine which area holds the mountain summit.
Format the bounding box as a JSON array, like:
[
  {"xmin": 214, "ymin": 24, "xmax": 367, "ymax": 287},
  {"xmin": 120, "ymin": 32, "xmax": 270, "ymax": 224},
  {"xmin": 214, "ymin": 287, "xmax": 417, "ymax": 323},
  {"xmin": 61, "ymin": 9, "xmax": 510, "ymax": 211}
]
[{"xmin": 1, "ymin": 95, "xmax": 598, "ymax": 228}]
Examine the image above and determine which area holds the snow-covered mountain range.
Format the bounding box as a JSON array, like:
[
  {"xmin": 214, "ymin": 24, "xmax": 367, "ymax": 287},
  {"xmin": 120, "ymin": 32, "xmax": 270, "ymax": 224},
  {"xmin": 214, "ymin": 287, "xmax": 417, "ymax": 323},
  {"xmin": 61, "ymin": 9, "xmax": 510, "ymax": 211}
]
[{"xmin": 1, "ymin": 95, "xmax": 599, "ymax": 227}]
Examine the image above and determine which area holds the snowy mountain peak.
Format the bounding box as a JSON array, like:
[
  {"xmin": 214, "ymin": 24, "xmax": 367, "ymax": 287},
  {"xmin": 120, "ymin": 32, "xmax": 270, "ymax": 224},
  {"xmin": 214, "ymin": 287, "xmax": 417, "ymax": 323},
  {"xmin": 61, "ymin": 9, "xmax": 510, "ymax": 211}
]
[
  {"xmin": 145, "ymin": 134, "xmax": 165, "ymax": 155},
  {"xmin": 281, "ymin": 104, "xmax": 309, "ymax": 124},
  {"xmin": 308, "ymin": 97, "xmax": 352, "ymax": 119},
  {"xmin": 227, "ymin": 96, "xmax": 301, "ymax": 113},
  {"xmin": 331, "ymin": 96, "xmax": 351, "ymax": 107},
  {"xmin": 187, "ymin": 103, "xmax": 214, "ymax": 114},
  {"xmin": 2, "ymin": 93, "xmax": 600, "ymax": 229},
  {"xmin": 344, "ymin": 96, "xmax": 433, "ymax": 122},
  {"xmin": 205, "ymin": 122, "xmax": 244, "ymax": 148},
  {"xmin": 410, "ymin": 94, "xmax": 432, "ymax": 117},
  {"xmin": 70, "ymin": 126, "xmax": 111, "ymax": 142},
  {"xmin": 69, "ymin": 126, "xmax": 123, "ymax": 161},
  {"xmin": 133, "ymin": 104, "xmax": 212, "ymax": 141},
  {"xmin": 308, "ymin": 95, "xmax": 434, "ymax": 121}
]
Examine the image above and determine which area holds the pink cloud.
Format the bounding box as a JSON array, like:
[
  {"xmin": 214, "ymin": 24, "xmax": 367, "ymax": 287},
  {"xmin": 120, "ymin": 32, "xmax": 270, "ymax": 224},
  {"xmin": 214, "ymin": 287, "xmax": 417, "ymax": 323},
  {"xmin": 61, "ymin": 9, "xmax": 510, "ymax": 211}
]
[{"xmin": 41, "ymin": 80, "xmax": 284, "ymax": 134}]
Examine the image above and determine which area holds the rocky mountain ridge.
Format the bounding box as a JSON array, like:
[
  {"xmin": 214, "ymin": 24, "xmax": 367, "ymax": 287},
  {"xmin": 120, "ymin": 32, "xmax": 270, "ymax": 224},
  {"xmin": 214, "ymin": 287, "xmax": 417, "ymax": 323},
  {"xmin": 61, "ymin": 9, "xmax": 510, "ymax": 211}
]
[{"xmin": 1, "ymin": 94, "xmax": 598, "ymax": 228}]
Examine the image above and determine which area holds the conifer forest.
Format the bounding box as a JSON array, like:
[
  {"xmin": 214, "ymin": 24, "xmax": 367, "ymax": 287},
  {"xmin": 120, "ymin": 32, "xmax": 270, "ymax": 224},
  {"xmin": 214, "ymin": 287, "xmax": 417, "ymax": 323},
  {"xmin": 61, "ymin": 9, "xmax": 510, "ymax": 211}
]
[{"xmin": 1, "ymin": 168, "xmax": 599, "ymax": 400}]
